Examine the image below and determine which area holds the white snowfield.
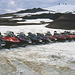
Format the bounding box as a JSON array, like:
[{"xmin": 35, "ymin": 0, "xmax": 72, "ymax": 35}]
[
  {"xmin": 14, "ymin": 11, "xmax": 49, "ymax": 17},
  {"xmin": 0, "ymin": 24, "xmax": 75, "ymax": 75},
  {"xmin": 0, "ymin": 16, "xmax": 13, "ymax": 18},
  {"xmin": 11, "ymin": 18, "xmax": 22, "ymax": 21},
  {"xmin": 0, "ymin": 24, "xmax": 72, "ymax": 35},
  {"xmin": 17, "ymin": 19, "xmax": 53, "ymax": 23},
  {"xmin": 45, "ymin": 4, "xmax": 75, "ymax": 13}
]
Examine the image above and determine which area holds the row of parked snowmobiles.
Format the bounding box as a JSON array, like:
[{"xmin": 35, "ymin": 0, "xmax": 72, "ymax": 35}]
[{"xmin": 0, "ymin": 31, "xmax": 75, "ymax": 49}]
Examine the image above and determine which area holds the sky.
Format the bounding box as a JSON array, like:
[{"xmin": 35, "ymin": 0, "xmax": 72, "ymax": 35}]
[{"xmin": 0, "ymin": 0, "xmax": 75, "ymax": 14}]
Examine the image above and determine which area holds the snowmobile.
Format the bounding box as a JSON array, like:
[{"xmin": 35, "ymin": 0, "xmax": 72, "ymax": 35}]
[
  {"xmin": 0, "ymin": 39, "xmax": 6, "ymax": 48},
  {"xmin": 28, "ymin": 32, "xmax": 42, "ymax": 44},
  {"xmin": 2, "ymin": 31, "xmax": 20, "ymax": 48},
  {"xmin": 53, "ymin": 31, "xmax": 66, "ymax": 42},
  {"xmin": 65, "ymin": 31, "xmax": 75, "ymax": 40},
  {"xmin": 36, "ymin": 33, "xmax": 51, "ymax": 43},
  {"xmin": 61, "ymin": 31, "xmax": 72, "ymax": 41},
  {"xmin": 45, "ymin": 31, "xmax": 57, "ymax": 41},
  {"xmin": 17, "ymin": 32, "xmax": 32, "ymax": 45},
  {"xmin": 0, "ymin": 33, "xmax": 6, "ymax": 48}
]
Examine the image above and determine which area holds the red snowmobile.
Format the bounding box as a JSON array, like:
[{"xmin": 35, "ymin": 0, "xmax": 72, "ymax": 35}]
[
  {"xmin": 53, "ymin": 31, "xmax": 66, "ymax": 41},
  {"xmin": 66, "ymin": 32, "xmax": 75, "ymax": 40},
  {"xmin": 61, "ymin": 31, "xmax": 72, "ymax": 41},
  {"xmin": 2, "ymin": 31, "xmax": 20, "ymax": 48},
  {"xmin": 45, "ymin": 31, "xmax": 57, "ymax": 41}
]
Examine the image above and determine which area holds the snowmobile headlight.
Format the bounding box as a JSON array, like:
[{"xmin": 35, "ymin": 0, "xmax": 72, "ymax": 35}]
[
  {"xmin": 47, "ymin": 38, "xmax": 51, "ymax": 41},
  {"xmin": 10, "ymin": 39, "xmax": 13, "ymax": 41},
  {"xmin": 39, "ymin": 40, "xmax": 42, "ymax": 42},
  {"xmin": 48, "ymin": 39, "xmax": 51, "ymax": 42},
  {"xmin": 28, "ymin": 41, "xmax": 32, "ymax": 43},
  {"xmin": 55, "ymin": 38, "xmax": 57, "ymax": 40},
  {"xmin": 1, "ymin": 44, "xmax": 5, "ymax": 46}
]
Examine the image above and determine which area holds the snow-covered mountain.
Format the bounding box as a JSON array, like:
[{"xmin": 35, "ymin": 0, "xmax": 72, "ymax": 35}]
[
  {"xmin": 13, "ymin": 4, "xmax": 75, "ymax": 21},
  {"xmin": 0, "ymin": 4, "xmax": 75, "ymax": 26},
  {"xmin": 45, "ymin": 4, "xmax": 75, "ymax": 13}
]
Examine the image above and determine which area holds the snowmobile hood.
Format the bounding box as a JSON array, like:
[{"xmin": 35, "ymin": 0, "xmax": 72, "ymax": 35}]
[
  {"xmin": 54, "ymin": 35, "xmax": 66, "ymax": 39},
  {"xmin": 45, "ymin": 35, "xmax": 57, "ymax": 40},
  {"xmin": 2, "ymin": 37, "xmax": 20, "ymax": 43},
  {"xmin": 69, "ymin": 35, "xmax": 75, "ymax": 38}
]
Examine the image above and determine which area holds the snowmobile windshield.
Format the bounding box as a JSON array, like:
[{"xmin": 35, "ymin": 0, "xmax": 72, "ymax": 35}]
[
  {"xmin": 20, "ymin": 32, "xmax": 25, "ymax": 36},
  {"xmin": 46, "ymin": 31, "xmax": 51, "ymax": 35},
  {"xmin": 4, "ymin": 33, "xmax": 15, "ymax": 37},
  {"xmin": 46, "ymin": 33, "xmax": 51, "ymax": 35},
  {"xmin": 4, "ymin": 31, "xmax": 15, "ymax": 37}
]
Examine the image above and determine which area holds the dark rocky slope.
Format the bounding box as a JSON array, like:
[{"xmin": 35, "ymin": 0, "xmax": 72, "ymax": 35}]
[
  {"xmin": 23, "ymin": 13, "xmax": 63, "ymax": 20},
  {"xmin": 46, "ymin": 14, "xmax": 75, "ymax": 30}
]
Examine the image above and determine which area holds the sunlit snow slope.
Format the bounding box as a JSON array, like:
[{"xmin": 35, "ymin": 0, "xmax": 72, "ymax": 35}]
[{"xmin": 45, "ymin": 4, "xmax": 75, "ymax": 13}]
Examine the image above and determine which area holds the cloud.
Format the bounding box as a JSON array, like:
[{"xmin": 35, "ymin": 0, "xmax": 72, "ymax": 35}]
[
  {"xmin": 10, "ymin": 0, "xmax": 15, "ymax": 5},
  {"xmin": 6, "ymin": 9, "xmax": 16, "ymax": 13}
]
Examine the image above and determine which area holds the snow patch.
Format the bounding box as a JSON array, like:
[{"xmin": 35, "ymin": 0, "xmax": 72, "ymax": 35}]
[
  {"xmin": 0, "ymin": 16, "xmax": 13, "ymax": 18},
  {"xmin": 45, "ymin": 4, "xmax": 75, "ymax": 13},
  {"xmin": 17, "ymin": 19, "xmax": 53, "ymax": 23},
  {"xmin": 14, "ymin": 11, "xmax": 49, "ymax": 17}
]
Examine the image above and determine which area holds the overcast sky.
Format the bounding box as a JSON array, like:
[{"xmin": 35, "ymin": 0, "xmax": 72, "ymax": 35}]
[{"xmin": 0, "ymin": 0, "xmax": 75, "ymax": 14}]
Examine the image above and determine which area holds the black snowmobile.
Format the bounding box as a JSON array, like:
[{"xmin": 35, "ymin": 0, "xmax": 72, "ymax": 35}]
[
  {"xmin": 17, "ymin": 32, "xmax": 32, "ymax": 46},
  {"xmin": 0, "ymin": 32, "xmax": 6, "ymax": 48},
  {"xmin": 28, "ymin": 32, "xmax": 42, "ymax": 44},
  {"xmin": 36, "ymin": 33, "xmax": 51, "ymax": 43}
]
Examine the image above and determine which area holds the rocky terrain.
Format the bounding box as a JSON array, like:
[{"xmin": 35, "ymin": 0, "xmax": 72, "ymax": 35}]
[
  {"xmin": 0, "ymin": 4, "xmax": 75, "ymax": 30},
  {"xmin": 0, "ymin": 8, "xmax": 63, "ymax": 26},
  {"xmin": 46, "ymin": 14, "xmax": 75, "ymax": 30}
]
